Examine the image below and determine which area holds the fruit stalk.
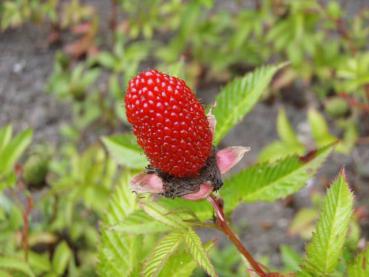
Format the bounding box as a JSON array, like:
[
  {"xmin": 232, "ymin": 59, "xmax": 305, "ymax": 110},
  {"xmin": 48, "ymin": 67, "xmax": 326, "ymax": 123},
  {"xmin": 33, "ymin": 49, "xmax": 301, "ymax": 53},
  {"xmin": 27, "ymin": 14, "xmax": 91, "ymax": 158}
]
[{"xmin": 207, "ymin": 193, "xmax": 267, "ymax": 277}]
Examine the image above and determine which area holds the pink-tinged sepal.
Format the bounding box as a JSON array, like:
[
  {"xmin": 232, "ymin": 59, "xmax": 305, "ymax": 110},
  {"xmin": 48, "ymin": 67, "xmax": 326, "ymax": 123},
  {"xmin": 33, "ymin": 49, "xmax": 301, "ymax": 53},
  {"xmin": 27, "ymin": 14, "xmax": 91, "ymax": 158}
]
[
  {"xmin": 131, "ymin": 173, "xmax": 164, "ymax": 193},
  {"xmin": 216, "ymin": 146, "xmax": 250, "ymax": 174},
  {"xmin": 182, "ymin": 182, "xmax": 213, "ymax": 201}
]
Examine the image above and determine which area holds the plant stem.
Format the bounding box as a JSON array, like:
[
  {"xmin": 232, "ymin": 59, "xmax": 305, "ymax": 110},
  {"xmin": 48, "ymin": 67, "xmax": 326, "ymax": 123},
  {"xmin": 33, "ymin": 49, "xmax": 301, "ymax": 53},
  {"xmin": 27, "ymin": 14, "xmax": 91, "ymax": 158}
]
[
  {"xmin": 110, "ymin": 0, "xmax": 118, "ymax": 33},
  {"xmin": 22, "ymin": 195, "xmax": 33, "ymax": 261},
  {"xmin": 339, "ymin": 92, "xmax": 369, "ymax": 113},
  {"xmin": 207, "ymin": 194, "xmax": 267, "ymax": 277}
]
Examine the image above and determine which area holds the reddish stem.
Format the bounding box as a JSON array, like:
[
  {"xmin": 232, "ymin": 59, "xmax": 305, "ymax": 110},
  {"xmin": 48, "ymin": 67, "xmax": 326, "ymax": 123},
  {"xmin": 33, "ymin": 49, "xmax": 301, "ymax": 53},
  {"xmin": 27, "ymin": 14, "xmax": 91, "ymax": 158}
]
[
  {"xmin": 339, "ymin": 92, "xmax": 369, "ymax": 113},
  {"xmin": 207, "ymin": 194, "xmax": 267, "ymax": 277},
  {"xmin": 22, "ymin": 195, "xmax": 33, "ymax": 260},
  {"xmin": 110, "ymin": 0, "xmax": 118, "ymax": 33}
]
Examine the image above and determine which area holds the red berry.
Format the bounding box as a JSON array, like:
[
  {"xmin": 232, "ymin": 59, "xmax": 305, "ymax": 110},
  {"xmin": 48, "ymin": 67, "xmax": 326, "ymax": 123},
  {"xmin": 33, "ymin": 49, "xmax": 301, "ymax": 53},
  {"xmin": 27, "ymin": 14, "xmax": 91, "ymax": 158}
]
[{"xmin": 125, "ymin": 70, "xmax": 213, "ymax": 177}]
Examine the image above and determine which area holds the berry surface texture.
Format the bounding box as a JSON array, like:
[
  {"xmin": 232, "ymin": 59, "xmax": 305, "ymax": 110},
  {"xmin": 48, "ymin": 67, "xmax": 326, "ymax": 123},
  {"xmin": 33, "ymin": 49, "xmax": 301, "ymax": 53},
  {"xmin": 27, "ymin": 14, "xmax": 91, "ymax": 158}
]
[{"xmin": 125, "ymin": 70, "xmax": 213, "ymax": 177}]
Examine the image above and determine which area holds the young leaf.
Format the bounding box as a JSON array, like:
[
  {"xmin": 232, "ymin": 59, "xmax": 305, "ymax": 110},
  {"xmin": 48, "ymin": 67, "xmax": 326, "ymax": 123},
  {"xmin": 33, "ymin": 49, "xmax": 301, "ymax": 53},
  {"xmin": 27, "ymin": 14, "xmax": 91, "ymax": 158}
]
[
  {"xmin": 101, "ymin": 134, "xmax": 147, "ymax": 169},
  {"xmin": 259, "ymin": 108, "xmax": 305, "ymax": 162},
  {"xmin": 347, "ymin": 247, "xmax": 369, "ymax": 277},
  {"xmin": 184, "ymin": 228, "xmax": 217, "ymax": 277},
  {"xmin": 142, "ymin": 232, "xmax": 184, "ymax": 277},
  {"xmin": 0, "ymin": 128, "xmax": 32, "ymax": 175},
  {"xmin": 302, "ymin": 170, "xmax": 353, "ymax": 275},
  {"xmin": 52, "ymin": 241, "xmax": 72, "ymax": 275},
  {"xmin": 98, "ymin": 173, "xmax": 139, "ymax": 276},
  {"xmin": 221, "ymin": 145, "xmax": 332, "ymax": 211},
  {"xmin": 213, "ymin": 64, "xmax": 285, "ymax": 144},
  {"xmin": 277, "ymin": 108, "xmax": 301, "ymax": 145},
  {"xmin": 0, "ymin": 125, "xmax": 12, "ymax": 152},
  {"xmin": 308, "ymin": 109, "xmax": 337, "ymax": 148}
]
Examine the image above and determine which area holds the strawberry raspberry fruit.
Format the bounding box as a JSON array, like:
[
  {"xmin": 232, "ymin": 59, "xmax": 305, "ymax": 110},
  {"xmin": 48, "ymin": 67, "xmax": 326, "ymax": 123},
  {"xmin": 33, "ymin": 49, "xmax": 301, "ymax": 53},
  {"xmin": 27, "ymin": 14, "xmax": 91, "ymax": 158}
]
[{"xmin": 125, "ymin": 70, "xmax": 213, "ymax": 178}]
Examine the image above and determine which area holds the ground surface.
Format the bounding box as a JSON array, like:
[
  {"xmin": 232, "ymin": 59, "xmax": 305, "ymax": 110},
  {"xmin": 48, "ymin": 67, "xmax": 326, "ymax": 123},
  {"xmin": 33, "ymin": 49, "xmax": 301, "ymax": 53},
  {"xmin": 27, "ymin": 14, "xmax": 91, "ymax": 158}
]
[{"xmin": 1, "ymin": 0, "xmax": 368, "ymax": 270}]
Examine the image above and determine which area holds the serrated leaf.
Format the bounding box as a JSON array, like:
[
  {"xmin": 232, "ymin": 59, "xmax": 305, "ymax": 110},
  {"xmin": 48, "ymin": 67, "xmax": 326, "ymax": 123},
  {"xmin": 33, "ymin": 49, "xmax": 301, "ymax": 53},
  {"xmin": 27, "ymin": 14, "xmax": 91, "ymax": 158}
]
[
  {"xmin": 101, "ymin": 134, "xmax": 147, "ymax": 169},
  {"xmin": 221, "ymin": 145, "xmax": 332, "ymax": 211},
  {"xmin": 98, "ymin": 173, "xmax": 139, "ymax": 277},
  {"xmin": 159, "ymin": 241, "xmax": 214, "ymax": 277},
  {"xmin": 213, "ymin": 64, "xmax": 285, "ymax": 144},
  {"xmin": 142, "ymin": 232, "xmax": 184, "ymax": 277},
  {"xmin": 258, "ymin": 141, "xmax": 304, "ymax": 162},
  {"xmin": 158, "ymin": 250, "xmax": 197, "ymax": 277},
  {"xmin": 110, "ymin": 210, "xmax": 170, "ymax": 234},
  {"xmin": 142, "ymin": 201, "xmax": 188, "ymax": 230},
  {"xmin": 347, "ymin": 247, "xmax": 369, "ymax": 277},
  {"xmin": 184, "ymin": 228, "xmax": 217, "ymax": 277},
  {"xmin": 302, "ymin": 171, "xmax": 353, "ymax": 275},
  {"xmin": 0, "ymin": 256, "xmax": 35, "ymax": 277}
]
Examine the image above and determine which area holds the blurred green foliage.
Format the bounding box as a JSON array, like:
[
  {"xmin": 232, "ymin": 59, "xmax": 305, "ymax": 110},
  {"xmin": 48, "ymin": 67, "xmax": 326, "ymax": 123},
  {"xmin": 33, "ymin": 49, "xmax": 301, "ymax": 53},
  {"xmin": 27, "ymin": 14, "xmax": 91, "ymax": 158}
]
[{"xmin": 1, "ymin": 0, "xmax": 369, "ymax": 276}]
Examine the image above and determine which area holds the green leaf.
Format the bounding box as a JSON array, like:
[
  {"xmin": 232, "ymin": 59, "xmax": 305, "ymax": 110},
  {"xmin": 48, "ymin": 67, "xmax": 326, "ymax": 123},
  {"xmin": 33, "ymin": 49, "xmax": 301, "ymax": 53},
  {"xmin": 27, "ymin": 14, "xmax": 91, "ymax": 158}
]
[
  {"xmin": 28, "ymin": 252, "xmax": 51, "ymax": 274},
  {"xmin": 96, "ymin": 52, "xmax": 117, "ymax": 69},
  {"xmin": 302, "ymin": 170, "xmax": 353, "ymax": 275},
  {"xmin": 347, "ymin": 247, "xmax": 369, "ymax": 277},
  {"xmin": 281, "ymin": 245, "xmax": 303, "ymax": 272},
  {"xmin": 0, "ymin": 128, "xmax": 32, "ymax": 175},
  {"xmin": 142, "ymin": 201, "xmax": 188, "ymax": 230},
  {"xmin": 288, "ymin": 208, "xmax": 319, "ymax": 239},
  {"xmin": 221, "ymin": 145, "xmax": 332, "ymax": 211},
  {"xmin": 308, "ymin": 109, "xmax": 337, "ymax": 148},
  {"xmin": 184, "ymin": 228, "xmax": 217, "ymax": 277},
  {"xmin": 158, "ymin": 249, "xmax": 198, "ymax": 277},
  {"xmin": 277, "ymin": 108, "xmax": 301, "ymax": 145},
  {"xmin": 213, "ymin": 64, "xmax": 285, "ymax": 144},
  {"xmin": 98, "ymin": 173, "xmax": 139, "ymax": 276},
  {"xmin": 258, "ymin": 141, "xmax": 304, "ymax": 162},
  {"xmin": 52, "ymin": 241, "xmax": 72, "ymax": 275},
  {"xmin": 0, "ymin": 125, "xmax": 12, "ymax": 152},
  {"xmin": 0, "ymin": 256, "xmax": 35, "ymax": 277},
  {"xmin": 142, "ymin": 232, "xmax": 184, "ymax": 277},
  {"xmin": 110, "ymin": 210, "xmax": 170, "ymax": 234},
  {"xmin": 159, "ymin": 198, "xmax": 213, "ymax": 222},
  {"xmin": 101, "ymin": 134, "xmax": 147, "ymax": 169}
]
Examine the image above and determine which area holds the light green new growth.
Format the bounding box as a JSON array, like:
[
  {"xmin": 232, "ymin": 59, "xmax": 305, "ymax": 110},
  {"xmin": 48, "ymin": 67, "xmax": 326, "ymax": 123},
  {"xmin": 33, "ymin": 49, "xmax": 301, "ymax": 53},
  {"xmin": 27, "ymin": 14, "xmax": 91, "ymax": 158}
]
[
  {"xmin": 308, "ymin": 109, "xmax": 337, "ymax": 148},
  {"xmin": 213, "ymin": 63, "xmax": 285, "ymax": 145},
  {"xmin": 302, "ymin": 171, "xmax": 353, "ymax": 275}
]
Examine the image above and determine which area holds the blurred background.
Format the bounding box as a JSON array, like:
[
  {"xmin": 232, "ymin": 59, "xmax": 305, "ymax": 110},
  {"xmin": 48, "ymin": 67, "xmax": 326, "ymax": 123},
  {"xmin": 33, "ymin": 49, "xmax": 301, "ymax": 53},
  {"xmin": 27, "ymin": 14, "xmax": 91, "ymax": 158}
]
[{"xmin": 0, "ymin": 0, "xmax": 369, "ymax": 276}]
